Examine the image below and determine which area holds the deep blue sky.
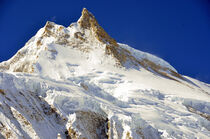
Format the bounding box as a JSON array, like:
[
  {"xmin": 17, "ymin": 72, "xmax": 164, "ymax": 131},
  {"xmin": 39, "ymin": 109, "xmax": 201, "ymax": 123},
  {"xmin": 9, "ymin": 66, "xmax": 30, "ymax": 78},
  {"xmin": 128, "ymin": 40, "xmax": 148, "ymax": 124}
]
[{"xmin": 0, "ymin": 0, "xmax": 210, "ymax": 83}]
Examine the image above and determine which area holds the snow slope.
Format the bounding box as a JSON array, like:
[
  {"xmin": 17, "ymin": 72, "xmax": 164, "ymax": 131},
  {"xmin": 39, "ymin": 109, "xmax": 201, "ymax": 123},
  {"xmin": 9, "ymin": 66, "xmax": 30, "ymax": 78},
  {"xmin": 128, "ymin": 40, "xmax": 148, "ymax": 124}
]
[{"xmin": 0, "ymin": 8, "xmax": 209, "ymax": 139}]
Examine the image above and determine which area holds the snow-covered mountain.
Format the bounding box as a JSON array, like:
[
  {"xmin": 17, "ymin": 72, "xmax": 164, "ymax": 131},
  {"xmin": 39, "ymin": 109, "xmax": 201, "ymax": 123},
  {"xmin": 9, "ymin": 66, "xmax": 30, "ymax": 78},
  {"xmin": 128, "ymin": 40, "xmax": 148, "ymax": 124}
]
[{"xmin": 0, "ymin": 8, "xmax": 209, "ymax": 139}]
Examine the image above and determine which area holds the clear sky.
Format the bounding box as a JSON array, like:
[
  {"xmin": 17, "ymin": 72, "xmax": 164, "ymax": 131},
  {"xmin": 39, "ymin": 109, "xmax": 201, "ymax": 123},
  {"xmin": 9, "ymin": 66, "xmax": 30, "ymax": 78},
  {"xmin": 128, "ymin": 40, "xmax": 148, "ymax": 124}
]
[{"xmin": 0, "ymin": 0, "xmax": 210, "ymax": 83}]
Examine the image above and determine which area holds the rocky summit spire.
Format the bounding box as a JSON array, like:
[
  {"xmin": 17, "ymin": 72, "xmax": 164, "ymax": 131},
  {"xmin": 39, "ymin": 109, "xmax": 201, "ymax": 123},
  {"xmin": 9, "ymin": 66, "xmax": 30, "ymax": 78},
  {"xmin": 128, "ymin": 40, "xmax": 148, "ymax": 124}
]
[
  {"xmin": 77, "ymin": 8, "xmax": 118, "ymax": 47},
  {"xmin": 77, "ymin": 8, "xmax": 95, "ymax": 29}
]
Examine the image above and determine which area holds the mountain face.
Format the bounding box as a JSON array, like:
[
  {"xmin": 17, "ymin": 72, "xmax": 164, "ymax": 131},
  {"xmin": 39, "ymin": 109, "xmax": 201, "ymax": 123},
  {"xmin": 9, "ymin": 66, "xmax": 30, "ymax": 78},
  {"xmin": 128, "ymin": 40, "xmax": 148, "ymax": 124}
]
[{"xmin": 0, "ymin": 8, "xmax": 210, "ymax": 139}]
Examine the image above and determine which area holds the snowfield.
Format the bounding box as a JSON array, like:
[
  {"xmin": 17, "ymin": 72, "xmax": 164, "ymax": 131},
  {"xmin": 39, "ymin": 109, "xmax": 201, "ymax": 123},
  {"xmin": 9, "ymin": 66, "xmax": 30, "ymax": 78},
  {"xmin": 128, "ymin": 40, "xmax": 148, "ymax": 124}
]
[{"xmin": 0, "ymin": 8, "xmax": 210, "ymax": 139}]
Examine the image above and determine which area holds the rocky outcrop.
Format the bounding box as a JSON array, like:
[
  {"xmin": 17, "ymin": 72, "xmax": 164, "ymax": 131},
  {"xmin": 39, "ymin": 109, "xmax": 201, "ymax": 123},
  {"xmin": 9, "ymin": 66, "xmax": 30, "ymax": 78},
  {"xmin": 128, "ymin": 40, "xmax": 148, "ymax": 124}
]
[
  {"xmin": 67, "ymin": 111, "xmax": 108, "ymax": 139},
  {"xmin": 77, "ymin": 8, "xmax": 118, "ymax": 47}
]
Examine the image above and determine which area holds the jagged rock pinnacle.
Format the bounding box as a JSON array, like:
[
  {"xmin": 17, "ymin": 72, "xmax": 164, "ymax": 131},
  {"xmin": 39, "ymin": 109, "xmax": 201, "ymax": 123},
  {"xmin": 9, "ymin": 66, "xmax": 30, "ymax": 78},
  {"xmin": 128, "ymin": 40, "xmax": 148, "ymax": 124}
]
[
  {"xmin": 77, "ymin": 8, "xmax": 95, "ymax": 29},
  {"xmin": 77, "ymin": 8, "xmax": 118, "ymax": 47}
]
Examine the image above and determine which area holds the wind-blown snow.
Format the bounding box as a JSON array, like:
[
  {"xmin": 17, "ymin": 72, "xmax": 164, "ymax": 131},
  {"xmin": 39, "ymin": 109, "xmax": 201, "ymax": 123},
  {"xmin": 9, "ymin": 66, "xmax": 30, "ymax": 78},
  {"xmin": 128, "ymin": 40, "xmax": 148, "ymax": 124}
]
[{"xmin": 119, "ymin": 43, "xmax": 177, "ymax": 72}]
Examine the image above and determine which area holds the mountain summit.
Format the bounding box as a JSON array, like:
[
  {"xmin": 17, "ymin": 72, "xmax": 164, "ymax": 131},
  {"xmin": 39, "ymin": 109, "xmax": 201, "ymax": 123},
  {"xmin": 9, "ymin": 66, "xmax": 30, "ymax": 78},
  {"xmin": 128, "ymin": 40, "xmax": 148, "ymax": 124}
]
[
  {"xmin": 0, "ymin": 8, "xmax": 185, "ymax": 82},
  {"xmin": 77, "ymin": 8, "xmax": 118, "ymax": 46},
  {"xmin": 0, "ymin": 8, "xmax": 209, "ymax": 139}
]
